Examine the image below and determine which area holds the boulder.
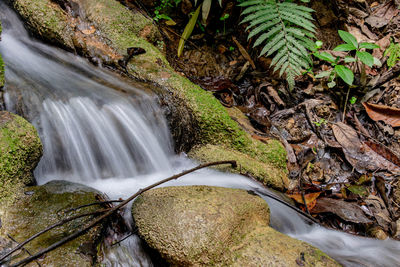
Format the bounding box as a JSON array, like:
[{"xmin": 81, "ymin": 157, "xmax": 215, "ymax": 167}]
[
  {"xmin": 132, "ymin": 186, "xmax": 340, "ymax": 266},
  {"xmin": 9, "ymin": 0, "xmax": 289, "ymax": 191},
  {"xmin": 0, "ymin": 111, "xmax": 42, "ymax": 205},
  {"xmin": 0, "ymin": 180, "xmax": 107, "ymax": 266}
]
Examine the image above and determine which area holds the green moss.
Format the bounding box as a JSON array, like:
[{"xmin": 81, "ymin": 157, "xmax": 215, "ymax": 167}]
[
  {"xmin": 0, "ymin": 181, "xmax": 104, "ymax": 266},
  {"xmin": 0, "ymin": 112, "xmax": 42, "ymax": 205},
  {"xmin": 189, "ymin": 144, "xmax": 288, "ymax": 191},
  {"xmin": 13, "ymin": 0, "xmax": 74, "ymax": 49},
  {"xmin": 11, "ymin": 0, "xmax": 289, "ymax": 189},
  {"xmin": 132, "ymin": 186, "xmax": 340, "ymax": 266}
]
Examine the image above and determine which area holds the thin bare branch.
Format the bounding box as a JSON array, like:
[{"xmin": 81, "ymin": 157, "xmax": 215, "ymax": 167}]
[{"xmin": 9, "ymin": 160, "xmax": 237, "ymax": 267}]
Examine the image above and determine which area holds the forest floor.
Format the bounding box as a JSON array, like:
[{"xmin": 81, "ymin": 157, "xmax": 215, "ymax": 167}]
[{"xmin": 124, "ymin": 0, "xmax": 400, "ymax": 240}]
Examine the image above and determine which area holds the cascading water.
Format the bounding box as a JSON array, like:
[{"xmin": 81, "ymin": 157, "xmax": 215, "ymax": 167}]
[{"xmin": 1, "ymin": 2, "xmax": 400, "ymax": 266}]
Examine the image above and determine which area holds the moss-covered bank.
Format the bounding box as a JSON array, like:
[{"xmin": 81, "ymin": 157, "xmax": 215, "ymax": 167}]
[{"xmin": 10, "ymin": 0, "xmax": 289, "ymax": 190}]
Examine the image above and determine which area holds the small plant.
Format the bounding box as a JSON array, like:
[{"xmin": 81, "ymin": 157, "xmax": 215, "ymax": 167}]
[
  {"xmin": 177, "ymin": 0, "xmax": 223, "ymax": 57},
  {"xmin": 313, "ymin": 118, "xmax": 327, "ymax": 127},
  {"xmin": 314, "ymin": 30, "xmax": 380, "ymax": 88},
  {"xmin": 239, "ymin": 0, "xmax": 316, "ymax": 90},
  {"xmin": 153, "ymin": 0, "xmax": 181, "ymax": 21},
  {"xmin": 384, "ymin": 41, "xmax": 400, "ymax": 68},
  {"xmin": 220, "ymin": 13, "xmax": 230, "ymax": 35},
  {"xmin": 349, "ymin": 96, "xmax": 357, "ymax": 104}
]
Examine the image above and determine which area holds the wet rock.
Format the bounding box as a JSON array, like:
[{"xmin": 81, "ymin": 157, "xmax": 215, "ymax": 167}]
[
  {"xmin": 0, "ymin": 111, "xmax": 42, "ymax": 205},
  {"xmin": 0, "ymin": 21, "xmax": 4, "ymax": 89},
  {"xmin": 188, "ymin": 144, "xmax": 289, "ymax": 191},
  {"xmin": 132, "ymin": 186, "xmax": 340, "ymax": 266},
  {"xmin": 0, "ymin": 180, "xmax": 106, "ymax": 266},
  {"xmin": 11, "ymin": 0, "xmax": 75, "ymax": 50}
]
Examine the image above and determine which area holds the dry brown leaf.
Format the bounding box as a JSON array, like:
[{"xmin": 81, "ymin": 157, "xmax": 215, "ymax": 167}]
[
  {"xmin": 331, "ymin": 122, "xmax": 363, "ymax": 152},
  {"xmin": 232, "ymin": 37, "xmax": 256, "ymax": 69},
  {"xmin": 365, "ymin": 195, "xmax": 391, "ymax": 232},
  {"xmin": 332, "ymin": 123, "xmax": 400, "ymax": 173},
  {"xmin": 81, "ymin": 26, "xmax": 96, "ymax": 35},
  {"xmin": 287, "ymin": 192, "xmax": 321, "ymax": 211},
  {"xmin": 363, "ymin": 102, "xmax": 400, "ymax": 127},
  {"xmin": 312, "ymin": 197, "xmax": 372, "ymax": 224},
  {"xmin": 365, "ymin": 141, "xmax": 400, "ymax": 167}
]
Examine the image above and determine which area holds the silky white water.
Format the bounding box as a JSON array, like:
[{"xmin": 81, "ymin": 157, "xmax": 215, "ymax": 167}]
[{"xmin": 1, "ymin": 2, "xmax": 400, "ymax": 266}]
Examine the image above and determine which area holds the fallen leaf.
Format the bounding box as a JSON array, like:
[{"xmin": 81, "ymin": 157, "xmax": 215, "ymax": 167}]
[
  {"xmin": 363, "ymin": 102, "xmax": 400, "ymax": 127},
  {"xmin": 312, "ymin": 197, "xmax": 373, "ymax": 224},
  {"xmin": 288, "ymin": 192, "xmax": 321, "ymax": 211},
  {"xmin": 332, "ymin": 122, "xmax": 363, "ymax": 152},
  {"xmin": 81, "ymin": 26, "xmax": 96, "ymax": 35},
  {"xmin": 365, "ymin": 141, "xmax": 400, "ymax": 166},
  {"xmin": 365, "ymin": 195, "xmax": 391, "ymax": 232},
  {"xmin": 332, "ymin": 122, "xmax": 400, "ymax": 173},
  {"xmin": 232, "ymin": 37, "xmax": 256, "ymax": 69},
  {"xmin": 347, "ymin": 185, "xmax": 369, "ymax": 197}
]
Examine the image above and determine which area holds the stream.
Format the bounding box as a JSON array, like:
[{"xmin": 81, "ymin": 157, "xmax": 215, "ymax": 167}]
[{"xmin": 1, "ymin": 2, "xmax": 400, "ymax": 266}]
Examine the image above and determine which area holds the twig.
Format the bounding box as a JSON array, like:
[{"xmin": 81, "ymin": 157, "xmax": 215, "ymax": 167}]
[
  {"xmin": 161, "ymin": 26, "xmax": 201, "ymax": 51},
  {"xmin": 0, "ymin": 209, "xmax": 110, "ymax": 264},
  {"xmin": 342, "ymin": 86, "xmax": 351, "ymax": 122},
  {"xmin": 6, "ymin": 235, "xmax": 41, "ymax": 267},
  {"xmin": 371, "ymin": 62, "xmax": 400, "ymax": 89},
  {"xmin": 10, "ymin": 161, "xmax": 237, "ymax": 267},
  {"xmin": 111, "ymin": 232, "xmax": 135, "ymax": 247},
  {"xmin": 63, "ymin": 200, "xmax": 123, "ymax": 213}
]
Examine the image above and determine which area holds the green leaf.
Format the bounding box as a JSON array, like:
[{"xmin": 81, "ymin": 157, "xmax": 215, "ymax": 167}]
[
  {"xmin": 338, "ymin": 30, "xmax": 358, "ymax": 49},
  {"xmin": 373, "ymin": 57, "xmax": 382, "ymax": 67},
  {"xmin": 177, "ymin": 5, "xmax": 201, "ymax": 57},
  {"xmin": 327, "ymin": 80, "xmax": 336, "ymax": 88},
  {"xmin": 201, "ymin": 0, "xmax": 212, "ymax": 25},
  {"xmin": 333, "ymin": 43, "xmax": 357, "ymax": 52},
  {"xmin": 356, "ymin": 51, "xmax": 374, "ymax": 67},
  {"xmin": 347, "ymin": 185, "xmax": 368, "ymax": 197},
  {"xmin": 335, "ymin": 65, "xmax": 354, "ymax": 85},
  {"xmin": 359, "ymin": 42, "xmax": 380, "ymax": 49},
  {"xmin": 315, "ymin": 70, "xmax": 332, "ymax": 78},
  {"xmin": 314, "ymin": 51, "xmax": 336, "ymax": 63},
  {"xmin": 344, "ymin": 56, "xmax": 356, "ymax": 63},
  {"xmin": 315, "ymin": 40, "xmax": 323, "ymax": 49}
]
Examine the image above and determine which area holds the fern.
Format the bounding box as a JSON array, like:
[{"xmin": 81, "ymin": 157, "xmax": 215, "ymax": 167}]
[
  {"xmin": 384, "ymin": 42, "xmax": 400, "ymax": 68},
  {"xmin": 240, "ymin": 0, "xmax": 316, "ymax": 90}
]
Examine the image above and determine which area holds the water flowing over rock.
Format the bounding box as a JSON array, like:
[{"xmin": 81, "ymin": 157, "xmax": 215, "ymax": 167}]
[
  {"xmin": 0, "ymin": 180, "xmax": 107, "ymax": 266},
  {"xmin": 8, "ymin": 0, "xmax": 289, "ymax": 191},
  {"xmin": 132, "ymin": 186, "xmax": 339, "ymax": 266},
  {"xmin": 0, "ymin": 111, "xmax": 42, "ymax": 204}
]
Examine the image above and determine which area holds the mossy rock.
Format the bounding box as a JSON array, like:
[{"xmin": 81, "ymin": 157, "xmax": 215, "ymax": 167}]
[
  {"xmin": 10, "ymin": 0, "xmax": 289, "ymax": 190},
  {"xmin": 132, "ymin": 186, "xmax": 340, "ymax": 267},
  {"xmin": 189, "ymin": 144, "xmax": 289, "ymax": 191},
  {"xmin": 11, "ymin": 0, "xmax": 74, "ymax": 50},
  {"xmin": 0, "ymin": 111, "xmax": 42, "ymax": 205},
  {"xmin": 0, "ymin": 180, "xmax": 106, "ymax": 266}
]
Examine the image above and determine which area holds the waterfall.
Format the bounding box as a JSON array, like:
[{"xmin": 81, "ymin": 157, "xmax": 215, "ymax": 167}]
[{"xmin": 1, "ymin": 2, "xmax": 400, "ymax": 266}]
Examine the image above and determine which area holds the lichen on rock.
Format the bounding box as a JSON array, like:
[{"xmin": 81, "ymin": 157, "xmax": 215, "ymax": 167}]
[{"xmin": 132, "ymin": 186, "xmax": 340, "ymax": 266}]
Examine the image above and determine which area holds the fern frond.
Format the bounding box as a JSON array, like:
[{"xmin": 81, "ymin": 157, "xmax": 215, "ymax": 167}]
[{"xmin": 240, "ymin": 0, "xmax": 315, "ymax": 90}]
